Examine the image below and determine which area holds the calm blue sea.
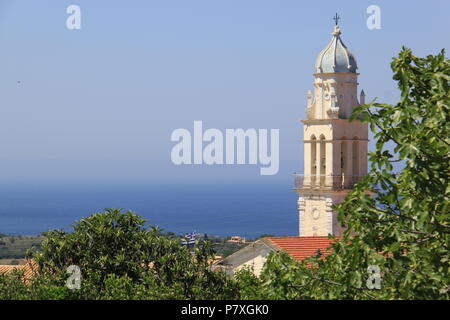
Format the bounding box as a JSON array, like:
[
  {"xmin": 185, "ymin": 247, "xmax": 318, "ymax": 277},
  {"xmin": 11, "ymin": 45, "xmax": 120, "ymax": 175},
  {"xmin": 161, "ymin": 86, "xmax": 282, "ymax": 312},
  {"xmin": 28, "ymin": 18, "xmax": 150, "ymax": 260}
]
[{"xmin": 0, "ymin": 181, "xmax": 298, "ymax": 239}]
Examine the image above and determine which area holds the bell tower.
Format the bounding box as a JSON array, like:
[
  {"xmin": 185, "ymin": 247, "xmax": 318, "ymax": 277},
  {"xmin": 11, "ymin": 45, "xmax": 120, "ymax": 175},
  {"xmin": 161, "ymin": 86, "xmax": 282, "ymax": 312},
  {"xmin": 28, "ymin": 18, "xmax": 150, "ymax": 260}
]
[{"xmin": 294, "ymin": 21, "xmax": 368, "ymax": 236}]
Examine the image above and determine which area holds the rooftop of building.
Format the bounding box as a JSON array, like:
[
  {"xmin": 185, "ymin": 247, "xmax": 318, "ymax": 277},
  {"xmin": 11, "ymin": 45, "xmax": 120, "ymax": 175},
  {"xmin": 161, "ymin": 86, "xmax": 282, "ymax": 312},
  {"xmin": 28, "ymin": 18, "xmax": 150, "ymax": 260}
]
[{"xmin": 265, "ymin": 236, "xmax": 336, "ymax": 261}]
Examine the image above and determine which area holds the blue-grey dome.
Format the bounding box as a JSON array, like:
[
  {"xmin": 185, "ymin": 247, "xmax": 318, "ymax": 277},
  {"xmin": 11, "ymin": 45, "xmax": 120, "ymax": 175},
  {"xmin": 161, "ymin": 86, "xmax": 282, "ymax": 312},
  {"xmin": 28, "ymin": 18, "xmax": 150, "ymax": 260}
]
[{"xmin": 315, "ymin": 26, "xmax": 357, "ymax": 73}]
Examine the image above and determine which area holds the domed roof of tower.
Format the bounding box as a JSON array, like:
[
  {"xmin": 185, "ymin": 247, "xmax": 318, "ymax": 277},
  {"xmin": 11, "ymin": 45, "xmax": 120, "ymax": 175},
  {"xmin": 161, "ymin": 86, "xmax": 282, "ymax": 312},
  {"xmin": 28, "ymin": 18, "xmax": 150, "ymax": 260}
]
[{"xmin": 315, "ymin": 25, "xmax": 358, "ymax": 73}]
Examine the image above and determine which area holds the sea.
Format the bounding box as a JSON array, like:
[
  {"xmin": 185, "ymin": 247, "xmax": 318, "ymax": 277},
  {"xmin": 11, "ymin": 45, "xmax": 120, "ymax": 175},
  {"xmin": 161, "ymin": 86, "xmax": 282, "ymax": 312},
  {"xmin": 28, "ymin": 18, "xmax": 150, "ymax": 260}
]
[{"xmin": 0, "ymin": 181, "xmax": 298, "ymax": 239}]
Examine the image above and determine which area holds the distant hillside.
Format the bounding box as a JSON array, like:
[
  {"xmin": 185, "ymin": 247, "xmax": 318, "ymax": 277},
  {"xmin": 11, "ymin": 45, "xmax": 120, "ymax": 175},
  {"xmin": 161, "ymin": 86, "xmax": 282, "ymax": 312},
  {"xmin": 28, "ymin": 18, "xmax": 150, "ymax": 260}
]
[{"xmin": 0, "ymin": 235, "xmax": 44, "ymax": 262}]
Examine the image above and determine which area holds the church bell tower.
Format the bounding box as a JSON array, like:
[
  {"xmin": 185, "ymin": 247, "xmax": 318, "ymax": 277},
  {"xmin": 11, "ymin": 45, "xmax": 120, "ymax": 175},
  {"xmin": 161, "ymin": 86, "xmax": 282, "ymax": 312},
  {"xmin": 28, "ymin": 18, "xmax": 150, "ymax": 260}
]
[{"xmin": 294, "ymin": 20, "xmax": 368, "ymax": 236}]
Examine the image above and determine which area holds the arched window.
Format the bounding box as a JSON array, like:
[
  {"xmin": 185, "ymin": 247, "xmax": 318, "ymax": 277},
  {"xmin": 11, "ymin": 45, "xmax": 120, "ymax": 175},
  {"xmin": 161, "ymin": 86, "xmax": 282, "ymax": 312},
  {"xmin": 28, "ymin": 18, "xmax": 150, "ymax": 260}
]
[
  {"xmin": 311, "ymin": 135, "xmax": 317, "ymax": 176},
  {"xmin": 319, "ymin": 135, "xmax": 326, "ymax": 176},
  {"xmin": 341, "ymin": 137, "xmax": 347, "ymax": 174},
  {"xmin": 352, "ymin": 137, "xmax": 359, "ymax": 177}
]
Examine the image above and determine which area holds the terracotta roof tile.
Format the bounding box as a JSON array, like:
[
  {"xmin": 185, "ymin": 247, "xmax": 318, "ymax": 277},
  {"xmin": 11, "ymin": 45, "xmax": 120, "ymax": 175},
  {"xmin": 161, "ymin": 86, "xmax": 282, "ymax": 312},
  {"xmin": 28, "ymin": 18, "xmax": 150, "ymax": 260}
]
[
  {"xmin": 0, "ymin": 261, "xmax": 37, "ymax": 280},
  {"xmin": 266, "ymin": 236, "xmax": 337, "ymax": 261},
  {"xmin": 0, "ymin": 265, "xmax": 21, "ymax": 273}
]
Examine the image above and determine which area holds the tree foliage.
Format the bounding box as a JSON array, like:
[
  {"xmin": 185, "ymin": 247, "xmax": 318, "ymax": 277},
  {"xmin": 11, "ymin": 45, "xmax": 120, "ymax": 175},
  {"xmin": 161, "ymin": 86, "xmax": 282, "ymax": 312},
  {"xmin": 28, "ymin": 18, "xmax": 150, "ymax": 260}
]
[{"xmin": 1, "ymin": 209, "xmax": 239, "ymax": 299}]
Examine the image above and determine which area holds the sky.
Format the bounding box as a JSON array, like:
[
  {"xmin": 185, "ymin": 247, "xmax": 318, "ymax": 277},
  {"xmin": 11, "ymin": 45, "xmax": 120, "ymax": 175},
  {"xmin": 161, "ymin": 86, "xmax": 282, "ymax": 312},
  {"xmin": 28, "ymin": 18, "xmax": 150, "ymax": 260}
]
[{"xmin": 0, "ymin": 0, "xmax": 449, "ymax": 184}]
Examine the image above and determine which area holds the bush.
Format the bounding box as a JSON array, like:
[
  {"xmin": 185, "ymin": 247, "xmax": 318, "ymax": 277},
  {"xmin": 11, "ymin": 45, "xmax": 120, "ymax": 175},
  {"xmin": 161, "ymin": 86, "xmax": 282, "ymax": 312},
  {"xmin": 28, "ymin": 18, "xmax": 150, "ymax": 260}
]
[{"xmin": 0, "ymin": 208, "xmax": 240, "ymax": 300}]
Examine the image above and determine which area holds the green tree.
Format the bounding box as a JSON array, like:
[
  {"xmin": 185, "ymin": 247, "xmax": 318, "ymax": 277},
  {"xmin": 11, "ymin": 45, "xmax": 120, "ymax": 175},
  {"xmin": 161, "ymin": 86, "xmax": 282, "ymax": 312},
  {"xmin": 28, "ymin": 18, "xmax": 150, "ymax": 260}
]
[
  {"xmin": 240, "ymin": 48, "xmax": 449, "ymax": 299},
  {"xmin": 0, "ymin": 208, "xmax": 239, "ymax": 300}
]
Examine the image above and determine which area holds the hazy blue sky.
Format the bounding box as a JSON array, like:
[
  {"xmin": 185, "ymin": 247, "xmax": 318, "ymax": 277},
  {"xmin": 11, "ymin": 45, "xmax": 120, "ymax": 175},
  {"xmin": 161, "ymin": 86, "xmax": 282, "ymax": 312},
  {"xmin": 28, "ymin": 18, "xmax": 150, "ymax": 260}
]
[{"xmin": 0, "ymin": 0, "xmax": 449, "ymax": 184}]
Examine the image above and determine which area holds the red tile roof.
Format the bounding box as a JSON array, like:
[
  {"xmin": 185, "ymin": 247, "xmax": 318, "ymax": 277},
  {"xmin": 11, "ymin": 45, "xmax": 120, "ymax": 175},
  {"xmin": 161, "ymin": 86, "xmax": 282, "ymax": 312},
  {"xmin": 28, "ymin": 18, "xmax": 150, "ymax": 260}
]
[
  {"xmin": 0, "ymin": 265, "xmax": 20, "ymax": 274},
  {"xmin": 0, "ymin": 262, "xmax": 36, "ymax": 280},
  {"xmin": 266, "ymin": 236, "xmax": 337, "ymax": 261}
]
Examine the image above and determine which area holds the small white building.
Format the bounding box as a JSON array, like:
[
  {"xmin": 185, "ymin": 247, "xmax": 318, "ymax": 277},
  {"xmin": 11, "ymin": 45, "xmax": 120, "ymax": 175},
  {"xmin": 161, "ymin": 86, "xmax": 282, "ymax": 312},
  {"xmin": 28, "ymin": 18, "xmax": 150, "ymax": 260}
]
[{"xmin": 217, "ymin": 236, "xmax": 335, "ymax": 276}]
